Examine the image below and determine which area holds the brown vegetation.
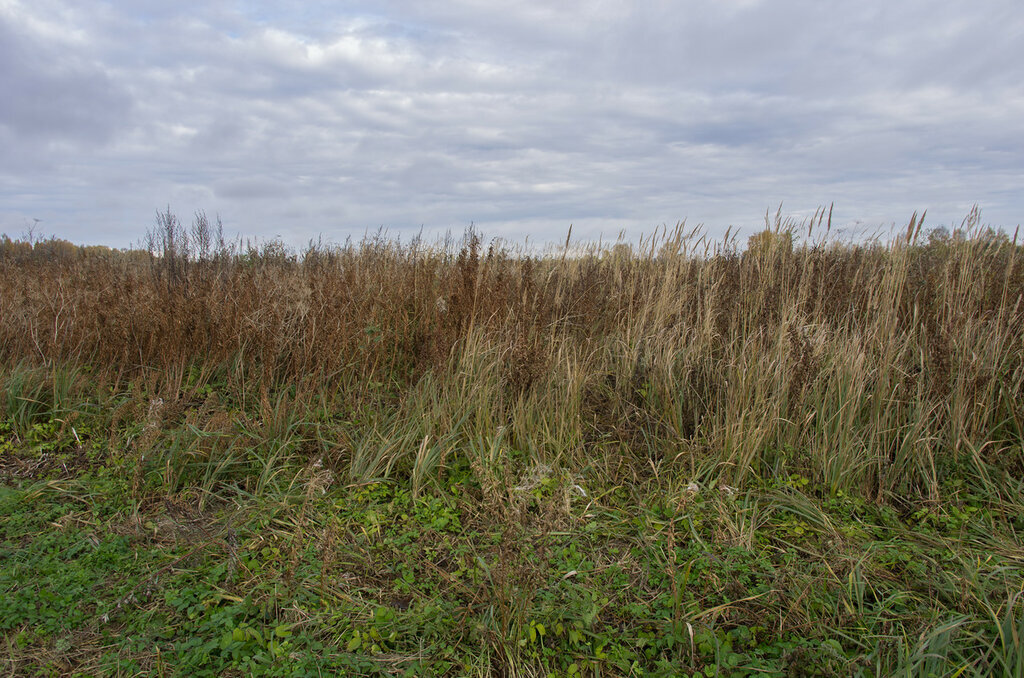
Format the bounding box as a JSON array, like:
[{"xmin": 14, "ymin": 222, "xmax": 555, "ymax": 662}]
[{"xmin": 1, "ymin": 208, "xmax": 1022, "ymax": 502}]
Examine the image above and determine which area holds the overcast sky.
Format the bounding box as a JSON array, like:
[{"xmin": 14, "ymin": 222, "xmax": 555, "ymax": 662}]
[{"xmin": 2, "ymin": 0, "xmax": 1022, "ymax": 248}]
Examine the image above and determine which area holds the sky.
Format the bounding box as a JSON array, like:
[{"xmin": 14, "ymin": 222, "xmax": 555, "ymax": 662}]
[{"xmin": 1, "ymin": 0, "xmax": 1022, "ymax": 249}]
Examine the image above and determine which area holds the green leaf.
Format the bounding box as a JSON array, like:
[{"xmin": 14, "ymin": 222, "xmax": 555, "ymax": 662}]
[
  {"xmin": 219, "ymin": 632, "xmax": 233, "ymax": 651},
  {"xmin": 347, "ymin": 630, "xmax": 361, "ymax": 652}
]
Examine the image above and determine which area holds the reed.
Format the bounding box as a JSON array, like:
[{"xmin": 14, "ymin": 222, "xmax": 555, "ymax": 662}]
[{"xmin": 1, "ymin": 209, "xmax": 1021, "ymax": 504}]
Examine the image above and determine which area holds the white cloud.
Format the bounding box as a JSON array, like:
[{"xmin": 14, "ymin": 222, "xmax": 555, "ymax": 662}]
[{"xmin": 1, "ymin": 0, "xmax": 1022, "ymax": 248}]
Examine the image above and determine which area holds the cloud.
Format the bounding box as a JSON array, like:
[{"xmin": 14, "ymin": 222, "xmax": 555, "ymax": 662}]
[
  {"xmin": 0, "ymin": 8, "xmax": 132, "ymax": 172},
  {"xmin": 0, "ymin": 0, "xmax": 1022, "ymax": 247}
]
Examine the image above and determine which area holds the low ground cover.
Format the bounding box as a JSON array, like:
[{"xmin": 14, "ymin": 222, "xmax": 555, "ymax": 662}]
[{"xmin": 1, "ymin": 368, "xmax": 1021, "ymax": 677}]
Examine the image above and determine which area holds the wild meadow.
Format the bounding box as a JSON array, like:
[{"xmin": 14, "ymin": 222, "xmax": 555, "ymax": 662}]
[{"xmin": 1, "ymin": 208, "xmax": 1022, "ymax": 677}]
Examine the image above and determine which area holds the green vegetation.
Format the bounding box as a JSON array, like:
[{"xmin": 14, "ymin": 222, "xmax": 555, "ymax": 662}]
[{"xmin": 1, "ymin": 208, "xmax": 1022, "ymax": 676}]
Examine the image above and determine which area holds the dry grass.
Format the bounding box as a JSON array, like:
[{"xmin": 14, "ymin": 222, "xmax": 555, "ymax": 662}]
[{"xmin": 1, "ymin": 208, "xmax": 1022, "ymax": 503}]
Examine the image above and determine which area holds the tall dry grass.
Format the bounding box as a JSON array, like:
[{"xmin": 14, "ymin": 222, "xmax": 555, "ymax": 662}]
[{"xmin": 1, "ymin": 208, "xmax": 1021, "ymax": 502}]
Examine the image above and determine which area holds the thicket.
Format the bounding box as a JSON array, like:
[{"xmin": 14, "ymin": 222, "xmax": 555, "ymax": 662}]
[{"xmin": 1, "ymin": 207, "xmax": 1021, "ymax": 504}]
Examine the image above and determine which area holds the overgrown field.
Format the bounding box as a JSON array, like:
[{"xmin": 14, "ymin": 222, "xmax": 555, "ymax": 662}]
[{"xmin": 1, "ymin": 209, "xmax": 1023, "ymax": 677}]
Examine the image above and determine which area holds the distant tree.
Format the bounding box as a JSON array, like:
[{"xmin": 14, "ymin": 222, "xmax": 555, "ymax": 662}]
[
  {"xmin": 608, "ymin": 242, "xmax": 632, "ymax": 261},
  {"xmin": 0, "ymin": 234, "xmax": 33, "ymax": 259},
  {"xmin": 746, "ymin": 229, "xmax": 793, "ymax": 258},
  {"xmin": 32, "ymin": 238, "xmax": 77, "ymax": 261}
]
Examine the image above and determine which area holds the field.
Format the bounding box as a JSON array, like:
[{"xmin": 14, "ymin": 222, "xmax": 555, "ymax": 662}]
[{"xmin": 1, "ymin": 209, "xmax": 1023, "ymax": 677}]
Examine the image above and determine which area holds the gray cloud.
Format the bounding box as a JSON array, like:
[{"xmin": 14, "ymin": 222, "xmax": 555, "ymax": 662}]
[
  {"xmin": 1, "ymin": 0, "xmax": 1021, "ymax": 248},
  {"xmin": 0, "ymin": 11, "xmax": 131, "ymax": 173}
]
